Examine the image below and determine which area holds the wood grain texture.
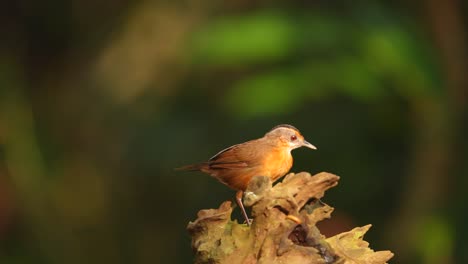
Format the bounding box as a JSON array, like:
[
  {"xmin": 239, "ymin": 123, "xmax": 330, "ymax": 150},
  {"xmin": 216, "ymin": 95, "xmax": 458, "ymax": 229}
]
[{"xmin": 187, "ymin": 172, "xmax": 394, "ymax": 264}]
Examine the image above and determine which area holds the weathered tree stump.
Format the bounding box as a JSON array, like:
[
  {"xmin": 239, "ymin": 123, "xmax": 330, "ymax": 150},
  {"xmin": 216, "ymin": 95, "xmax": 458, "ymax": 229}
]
[{"xmin": 187, "ymin": 172, "xmax": 394, "ymax": 264}]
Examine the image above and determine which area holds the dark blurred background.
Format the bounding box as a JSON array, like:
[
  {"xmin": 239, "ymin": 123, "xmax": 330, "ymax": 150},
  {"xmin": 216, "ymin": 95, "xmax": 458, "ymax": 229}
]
[{"xmin": 0, "ymin": 0, "xmax": 467, "ymax": 263}]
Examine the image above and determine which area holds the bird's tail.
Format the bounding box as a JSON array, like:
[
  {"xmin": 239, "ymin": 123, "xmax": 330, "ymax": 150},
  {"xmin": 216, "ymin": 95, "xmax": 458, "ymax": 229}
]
[{"xmin": 175, "ymin": 163, "xmax": 205, "ymax": 171}]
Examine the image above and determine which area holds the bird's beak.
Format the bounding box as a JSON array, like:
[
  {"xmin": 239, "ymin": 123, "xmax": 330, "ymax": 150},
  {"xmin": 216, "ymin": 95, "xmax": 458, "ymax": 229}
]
[{"xmin": 302, "ymin": 140, "xmax": 317, "ymax": 150}]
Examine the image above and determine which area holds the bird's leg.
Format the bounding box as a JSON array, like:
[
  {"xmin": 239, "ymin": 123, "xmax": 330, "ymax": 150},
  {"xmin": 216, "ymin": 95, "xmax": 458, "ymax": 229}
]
[{"xmin": 235, "ymin": 190, "xmax": 251, "ymax": 226}]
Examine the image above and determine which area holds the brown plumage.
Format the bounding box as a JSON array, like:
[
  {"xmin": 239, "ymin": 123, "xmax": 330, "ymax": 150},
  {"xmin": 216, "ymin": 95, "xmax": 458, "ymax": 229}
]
[{"xmin": 178, "ymin": 124, "xmax": 316, "ymax": 225}]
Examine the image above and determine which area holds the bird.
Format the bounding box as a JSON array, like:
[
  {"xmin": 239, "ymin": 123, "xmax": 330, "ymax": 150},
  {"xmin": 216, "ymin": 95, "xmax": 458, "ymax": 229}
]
[{"xmin": 178, "ymin": 124, "xmax": 317, "ymax": 225}]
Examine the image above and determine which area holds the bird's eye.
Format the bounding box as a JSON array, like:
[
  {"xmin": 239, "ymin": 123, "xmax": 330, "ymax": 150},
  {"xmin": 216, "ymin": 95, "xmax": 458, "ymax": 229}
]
[{"xmin": 290, "ymin": 135, "xmax": 297, "ymax": 141}]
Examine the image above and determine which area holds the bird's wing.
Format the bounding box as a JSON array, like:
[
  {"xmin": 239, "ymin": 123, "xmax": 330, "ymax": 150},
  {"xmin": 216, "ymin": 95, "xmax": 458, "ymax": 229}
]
[
  {"xmin": 208, "ymin": 139, "xmax": 264, "ymax": 169},
  {"xmin": 209, "ymin": 144, "xmax": 241, "ymax": 161}
]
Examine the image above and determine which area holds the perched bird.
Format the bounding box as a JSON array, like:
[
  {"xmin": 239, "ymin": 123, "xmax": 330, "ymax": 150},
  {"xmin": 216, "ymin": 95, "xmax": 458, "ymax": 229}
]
[{"xmin": 178, "ymin": 124, "xmax": 316, "ymax": 225}]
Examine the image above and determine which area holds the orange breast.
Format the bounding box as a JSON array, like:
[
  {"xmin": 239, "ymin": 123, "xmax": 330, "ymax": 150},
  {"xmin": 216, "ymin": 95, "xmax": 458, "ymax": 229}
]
[{"xmin": 261, "ymin": 148, "xmax": 293, "ymax": 182}]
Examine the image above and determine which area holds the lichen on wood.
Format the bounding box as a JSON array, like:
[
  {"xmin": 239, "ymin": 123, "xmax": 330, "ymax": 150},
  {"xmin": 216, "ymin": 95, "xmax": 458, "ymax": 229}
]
[{"xmin": 187, "ymin": 172, "xmax": 394, "ymax": 264}]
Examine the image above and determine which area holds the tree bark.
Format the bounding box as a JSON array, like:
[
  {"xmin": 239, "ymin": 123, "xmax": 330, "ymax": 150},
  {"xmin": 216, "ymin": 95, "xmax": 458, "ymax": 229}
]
[{"xmin": 187, "ymin": 172, "xmax": 393, "ymax": 264}]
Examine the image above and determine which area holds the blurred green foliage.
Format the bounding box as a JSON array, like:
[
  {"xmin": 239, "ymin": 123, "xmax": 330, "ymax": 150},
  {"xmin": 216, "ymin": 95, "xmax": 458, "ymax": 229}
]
[
  {"xmin": 192, "ymin": 12, "xmax": 297, "ymax": 64},
  {"xmin": 192, "ymin": 8, "xmax": 442, "ymax": 119},
  {"xmin": 0, "ymin": 1, "xmax": 466, "ymax": 264},
  {"xmin": 416, "ymin": 215, "xmax": 454, "ymax": 264}
]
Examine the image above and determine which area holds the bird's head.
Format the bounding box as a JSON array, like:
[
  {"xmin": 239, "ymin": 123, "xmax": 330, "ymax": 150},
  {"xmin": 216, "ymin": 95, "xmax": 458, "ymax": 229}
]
[{"xmin": 265, "ymin": 124, "xmax": 317, "ymax": 152}]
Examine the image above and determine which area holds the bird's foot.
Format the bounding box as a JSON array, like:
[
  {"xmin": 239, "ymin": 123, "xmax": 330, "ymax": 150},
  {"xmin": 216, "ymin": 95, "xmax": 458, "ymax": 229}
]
[{"xmin": 243, "ymin": 218, "xmax": 253, "ymax": 226}]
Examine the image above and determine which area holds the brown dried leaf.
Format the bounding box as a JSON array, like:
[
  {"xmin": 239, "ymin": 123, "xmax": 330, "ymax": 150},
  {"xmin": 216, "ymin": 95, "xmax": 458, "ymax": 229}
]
[{"xmin": 326, "ymin": 225, "xmax": 394, "ymax": 264}]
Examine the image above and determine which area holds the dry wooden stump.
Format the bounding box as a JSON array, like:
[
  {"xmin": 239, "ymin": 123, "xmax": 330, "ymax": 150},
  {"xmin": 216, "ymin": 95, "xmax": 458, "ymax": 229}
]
[{"xmin": 187, "ymin": 172, "xmax": 394, "ymax": 264}]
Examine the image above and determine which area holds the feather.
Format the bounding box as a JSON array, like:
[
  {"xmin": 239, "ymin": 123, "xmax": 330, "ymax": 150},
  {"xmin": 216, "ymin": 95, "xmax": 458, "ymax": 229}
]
[{"xmin": 175, "ymin": 163, "xmax": 206, "ymax": 171}]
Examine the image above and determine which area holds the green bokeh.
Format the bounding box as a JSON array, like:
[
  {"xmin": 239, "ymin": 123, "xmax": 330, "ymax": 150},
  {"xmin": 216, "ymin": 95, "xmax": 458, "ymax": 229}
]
[{"xmin": 0, "ymin": 1, "xmax": 466, "ymax": 264}]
